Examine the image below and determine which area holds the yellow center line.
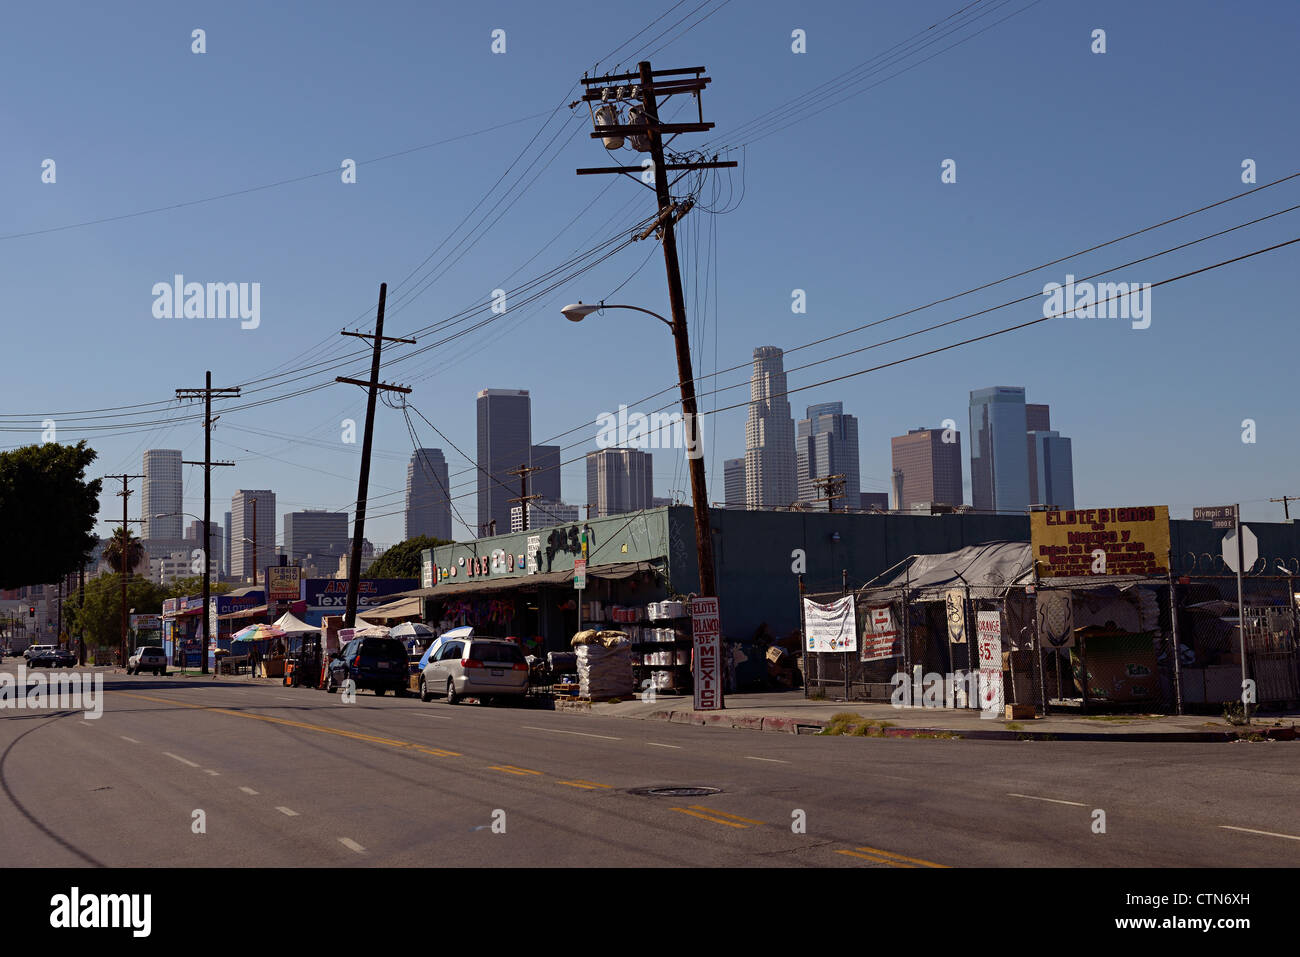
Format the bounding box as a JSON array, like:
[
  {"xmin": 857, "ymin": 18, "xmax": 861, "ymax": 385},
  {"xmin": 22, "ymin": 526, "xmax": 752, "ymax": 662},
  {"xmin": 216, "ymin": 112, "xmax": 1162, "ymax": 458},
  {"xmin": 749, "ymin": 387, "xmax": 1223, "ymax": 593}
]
[
  {"xmin": 671, "ymin": 807, "xmax": 749, "ymax": 828},
  {"xmin": 837, "ymin": 849, "xmax": 913, "ymax": 867},
  {"xmin": 559, "ymin": 780, "xmax": 612, "ymax": 790},
  {"xmin": 488, "ymin": 765, "xmax": 542, "ymax": 776},
  {"xmin": 686, "ymin": 805, "xmax": 765, "ymax": 825},
  {"xmin": 110, "ymin": 690, "xmax": 454, "ymax": 754},
  {"xmin": 854, "ymin": 845, "xmax": 949, "ymax": 868}
]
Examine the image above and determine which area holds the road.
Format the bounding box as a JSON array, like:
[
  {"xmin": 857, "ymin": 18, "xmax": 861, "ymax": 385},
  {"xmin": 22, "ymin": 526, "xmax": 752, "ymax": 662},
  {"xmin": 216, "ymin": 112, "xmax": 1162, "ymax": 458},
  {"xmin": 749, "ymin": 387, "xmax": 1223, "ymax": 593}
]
[{"xmin": 2, "ymin": 662, "xmax": 1297, "ymax": 867}]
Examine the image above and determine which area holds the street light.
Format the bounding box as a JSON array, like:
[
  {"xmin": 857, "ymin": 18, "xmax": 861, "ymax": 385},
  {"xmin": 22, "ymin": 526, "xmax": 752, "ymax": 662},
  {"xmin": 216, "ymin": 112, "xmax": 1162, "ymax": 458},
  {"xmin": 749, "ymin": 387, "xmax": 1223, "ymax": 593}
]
[{"xmin": 561, "ymin": 295, "xmax": 721, "ymax": 706}]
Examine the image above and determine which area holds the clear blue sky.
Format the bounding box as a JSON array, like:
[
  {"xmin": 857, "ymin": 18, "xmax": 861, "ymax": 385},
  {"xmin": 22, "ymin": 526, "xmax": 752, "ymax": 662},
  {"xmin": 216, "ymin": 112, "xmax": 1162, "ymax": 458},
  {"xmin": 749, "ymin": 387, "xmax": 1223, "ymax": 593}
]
[{"xmin": 2, "ymin": 0, "xmax": 1298, "ymax": 547}]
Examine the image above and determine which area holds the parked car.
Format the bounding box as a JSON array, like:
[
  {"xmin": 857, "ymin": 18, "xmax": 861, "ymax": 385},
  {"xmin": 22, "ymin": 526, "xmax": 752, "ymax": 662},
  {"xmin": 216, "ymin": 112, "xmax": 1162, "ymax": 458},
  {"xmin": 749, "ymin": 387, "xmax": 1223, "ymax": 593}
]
[
  {"xmin": 25, "ymin": 645, "xmax": 58, "ymax": 666},
  {"xmin": 415, "ymin": 626, "xmax": 473, "ymax": 673},
  {"xmin": 128, "ymin": 646, "xmax": 167, "ymax": 676},
  {"xmin": 420, "ymin": 637, "xmax": 528, "ymax": 705},
  {"xmin": 325, "ymin": 636, "xmax": 409, "ymax": 696}
]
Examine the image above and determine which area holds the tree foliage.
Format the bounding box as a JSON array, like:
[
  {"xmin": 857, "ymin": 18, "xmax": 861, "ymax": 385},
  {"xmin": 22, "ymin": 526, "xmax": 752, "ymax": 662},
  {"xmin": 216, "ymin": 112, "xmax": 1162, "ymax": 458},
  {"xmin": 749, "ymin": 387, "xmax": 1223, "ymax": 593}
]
[
  {"xmin": 367, "ymin": 535, "xmax": 450, "ymax": 580},
  {"xmin": 163, "ymin": 576, "xmax": 232, "ymax": 599},
  {"xmin": 63, "ymin": 572, "xmax": 168, "ymax": 650},
  {"xmin": 0, "ymin": 442, "xmax": 101, "ymax": 588},
  {"xmin": 103, "ymin": 526, "xmax": 145, "ymax": 575}
]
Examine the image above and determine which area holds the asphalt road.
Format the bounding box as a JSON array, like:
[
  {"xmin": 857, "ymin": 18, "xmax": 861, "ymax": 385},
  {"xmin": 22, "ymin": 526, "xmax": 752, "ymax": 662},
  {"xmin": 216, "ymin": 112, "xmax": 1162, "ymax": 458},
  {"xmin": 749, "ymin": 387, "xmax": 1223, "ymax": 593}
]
[{"xmin": 2, "ymin": 662, "xmax": 1297, "ymax": 867}]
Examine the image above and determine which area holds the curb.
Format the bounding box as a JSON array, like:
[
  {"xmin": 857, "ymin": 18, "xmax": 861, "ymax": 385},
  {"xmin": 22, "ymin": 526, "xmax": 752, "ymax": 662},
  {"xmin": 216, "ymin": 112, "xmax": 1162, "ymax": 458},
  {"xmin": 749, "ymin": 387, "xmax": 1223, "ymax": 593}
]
[{"xmin": 555, "ymin": 704, "xmax": 1291, "ymax": 743}]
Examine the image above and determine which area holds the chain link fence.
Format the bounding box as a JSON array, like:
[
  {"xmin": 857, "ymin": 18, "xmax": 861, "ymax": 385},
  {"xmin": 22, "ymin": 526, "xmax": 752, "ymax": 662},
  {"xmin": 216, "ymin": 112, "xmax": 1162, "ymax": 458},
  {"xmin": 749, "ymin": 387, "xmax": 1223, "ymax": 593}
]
[{"xmin": 799, "ymin": 571, "xmax": 1300, "ymax": 715}]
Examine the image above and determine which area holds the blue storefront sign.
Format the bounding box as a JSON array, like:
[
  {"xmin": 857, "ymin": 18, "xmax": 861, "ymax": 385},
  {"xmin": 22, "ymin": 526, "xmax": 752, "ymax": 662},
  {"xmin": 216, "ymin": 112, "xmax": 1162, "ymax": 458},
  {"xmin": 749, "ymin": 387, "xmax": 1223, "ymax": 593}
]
[{"xmin": 299, "ymin": 579, "xmax": 418, "ymax": 625}]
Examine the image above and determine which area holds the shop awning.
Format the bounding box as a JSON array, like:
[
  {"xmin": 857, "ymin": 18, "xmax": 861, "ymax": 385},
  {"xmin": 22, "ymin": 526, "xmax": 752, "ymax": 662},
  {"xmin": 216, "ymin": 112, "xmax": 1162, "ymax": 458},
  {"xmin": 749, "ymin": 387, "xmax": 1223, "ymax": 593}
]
[
  {"xmin": 362, "ymin": 596, "xmax": 423, "ymax": 622},
  {"xmin": 218, "ymin": 604, "xmax": 268, "ymax": 621},
  {"xmin": 398, "ymin": 560, "xmax": 661, "ymax": 601}
]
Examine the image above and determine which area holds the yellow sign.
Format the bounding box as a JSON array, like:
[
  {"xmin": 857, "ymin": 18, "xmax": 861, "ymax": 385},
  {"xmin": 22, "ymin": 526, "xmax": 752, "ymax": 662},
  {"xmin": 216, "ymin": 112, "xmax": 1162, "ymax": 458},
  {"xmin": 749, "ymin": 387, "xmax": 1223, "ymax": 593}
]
[{"xmin": 1030, "ymin": 506, "xmax": 1170, "ymax": 578}]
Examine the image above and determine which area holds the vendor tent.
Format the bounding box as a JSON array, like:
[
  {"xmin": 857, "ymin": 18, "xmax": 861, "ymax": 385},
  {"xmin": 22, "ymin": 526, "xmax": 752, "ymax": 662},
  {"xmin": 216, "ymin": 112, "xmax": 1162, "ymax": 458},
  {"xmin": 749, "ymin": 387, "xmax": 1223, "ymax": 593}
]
[{"xmin": 272, "ymin": 612, "xmax": 319, "ymax": 636}]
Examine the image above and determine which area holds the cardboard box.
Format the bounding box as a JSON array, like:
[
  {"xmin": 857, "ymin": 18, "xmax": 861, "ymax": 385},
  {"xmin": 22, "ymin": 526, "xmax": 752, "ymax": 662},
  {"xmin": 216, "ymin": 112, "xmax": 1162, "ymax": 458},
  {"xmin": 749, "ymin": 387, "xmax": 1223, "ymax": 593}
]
[
  {"xmin": 1005, "ymin": 703, "xmax": 1036, "ymax": 720},
  {"xmin": 766, "ymin": 645, "xmax": 788, "ymax": 664}
]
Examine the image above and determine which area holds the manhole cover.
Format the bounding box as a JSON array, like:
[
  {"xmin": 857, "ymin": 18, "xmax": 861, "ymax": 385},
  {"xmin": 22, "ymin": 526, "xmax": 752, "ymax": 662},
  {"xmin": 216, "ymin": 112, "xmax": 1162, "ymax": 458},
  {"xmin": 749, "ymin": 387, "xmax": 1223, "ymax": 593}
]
[{"xmin": 629, "ymin": 786, "xmax": 722, "ymax": 797}]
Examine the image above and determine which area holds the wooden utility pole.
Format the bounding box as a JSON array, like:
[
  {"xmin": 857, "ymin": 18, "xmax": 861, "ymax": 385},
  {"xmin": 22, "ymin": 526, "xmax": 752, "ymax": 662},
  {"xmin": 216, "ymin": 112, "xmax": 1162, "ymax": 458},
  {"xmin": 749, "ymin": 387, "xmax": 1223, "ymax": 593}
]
[
  {"xmin": 507, "ymin": 464, "xmax": 541, "ymax": 531},
  {"xmin": 810, "ymin": 474, "xmax": 848, "ymax": 512},
  {"xmin": 576, "ymin": 60, "xmax": 736, "ymax": 606},
  {"xmin": 1270, "ymin": 496, "xmax": 1300, "ymax": 520},
  {"xmin": 336, "ymin": 283, "xmax": 414, "ymax": 628},
  {"xmin": 177, "ymin": 371, "xmax": 239, "ymax": 674},
  {"xmin": 104, "ymin": 473, "xmax": 145, "ymax": 669}
]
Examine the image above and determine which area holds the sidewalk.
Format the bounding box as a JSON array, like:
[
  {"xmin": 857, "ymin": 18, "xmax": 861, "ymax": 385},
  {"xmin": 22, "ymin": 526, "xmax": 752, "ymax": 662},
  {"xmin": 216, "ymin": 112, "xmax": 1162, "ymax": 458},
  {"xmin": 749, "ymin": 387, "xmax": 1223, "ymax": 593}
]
[{"xmin": 553, "ymin": 690, "xmax": 1300, "ymax": 742}]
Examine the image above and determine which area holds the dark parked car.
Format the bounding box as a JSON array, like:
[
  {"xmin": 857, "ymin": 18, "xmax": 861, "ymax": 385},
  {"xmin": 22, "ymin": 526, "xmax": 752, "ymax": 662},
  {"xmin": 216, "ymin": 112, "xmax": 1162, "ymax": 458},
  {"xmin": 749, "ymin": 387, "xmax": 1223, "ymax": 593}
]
[{"xmin": 325, "ymin": 636, "xmax": 409, "ymax": 696}]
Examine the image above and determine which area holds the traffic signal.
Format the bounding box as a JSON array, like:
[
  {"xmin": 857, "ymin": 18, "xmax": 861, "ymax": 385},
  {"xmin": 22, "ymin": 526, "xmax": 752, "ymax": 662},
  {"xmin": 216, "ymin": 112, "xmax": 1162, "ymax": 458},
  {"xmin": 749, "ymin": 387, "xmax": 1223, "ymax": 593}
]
[{"xmin": 28, "ymin": 607, "xmax": 35, "ymax": 618}]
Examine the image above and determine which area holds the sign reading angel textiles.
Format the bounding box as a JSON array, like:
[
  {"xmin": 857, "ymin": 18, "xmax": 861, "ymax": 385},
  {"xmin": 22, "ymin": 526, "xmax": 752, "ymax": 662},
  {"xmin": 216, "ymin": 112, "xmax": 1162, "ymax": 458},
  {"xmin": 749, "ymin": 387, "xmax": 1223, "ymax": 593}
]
[
  {"xmin": 1031, "ymin": 506, "xmax": 1170, "ymax": 578},
  {"xmin": 690, "ymin": 596, "xmax": 722, "ymax": 711}
]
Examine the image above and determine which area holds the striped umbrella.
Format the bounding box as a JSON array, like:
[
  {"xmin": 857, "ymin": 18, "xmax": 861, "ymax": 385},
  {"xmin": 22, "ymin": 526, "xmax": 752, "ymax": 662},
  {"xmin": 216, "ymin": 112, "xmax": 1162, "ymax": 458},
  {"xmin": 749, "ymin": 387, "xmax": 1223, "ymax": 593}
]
[{"xmin": 232, "ymin": 623, "xmax": 286, "ymax": 643}]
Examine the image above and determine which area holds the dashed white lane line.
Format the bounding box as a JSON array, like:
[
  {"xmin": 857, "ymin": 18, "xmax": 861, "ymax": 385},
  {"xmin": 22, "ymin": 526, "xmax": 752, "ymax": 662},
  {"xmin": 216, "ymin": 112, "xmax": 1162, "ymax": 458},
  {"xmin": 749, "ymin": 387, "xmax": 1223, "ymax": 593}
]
[
  {"xmin": 647, "ymin": 742, "xmax": 681, "ymax": 749},
  {"xmin": 745, "ymin": 756, "xmax": 790, "ymax": 764},
  {"xmin": 239, "ymin": 787, "xmax": 259, "ymax": 795},
  {"xmin": 1007, "ymin": 793, "xmax": 1087, "ymax": 807},
  {"xmin": 120, "ymin": 736, "xmax": 140, "ymax": 744},
  {"xmin": 405, "ymin": 712, "xmax": 453, "ymax": 720},
  {"xmin": 204, "ymin": 770, "xmax": 220, "ymax": 776},
  {"xmin": 338, "ymin": 838, "xmax": 365, "ymax": 853},
  {"xmin": 521, "ymin": 726, "xmax": 621, "ymax": 740},
  {"xmin": 1219, "ymin": 825, "xmax": 1300, "ymax": 841},
  {"xmin": 163, "ymin": 752, "xmax": 200, "ymax": 768},
  {"xmin": 272, "ymin": 695, "xmax": 296, "ymax": 701},
  {"xmin": 275, "ymin": 806, "xmax": 299, "ymax": 817}
]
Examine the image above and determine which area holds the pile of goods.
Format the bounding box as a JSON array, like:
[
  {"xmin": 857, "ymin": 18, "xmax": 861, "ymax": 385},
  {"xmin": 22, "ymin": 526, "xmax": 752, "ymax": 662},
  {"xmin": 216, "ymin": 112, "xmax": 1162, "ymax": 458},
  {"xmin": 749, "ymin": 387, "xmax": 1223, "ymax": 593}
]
[{"xmin": 570, "ymin": 630, "xmax": 635, "ymax": 700}]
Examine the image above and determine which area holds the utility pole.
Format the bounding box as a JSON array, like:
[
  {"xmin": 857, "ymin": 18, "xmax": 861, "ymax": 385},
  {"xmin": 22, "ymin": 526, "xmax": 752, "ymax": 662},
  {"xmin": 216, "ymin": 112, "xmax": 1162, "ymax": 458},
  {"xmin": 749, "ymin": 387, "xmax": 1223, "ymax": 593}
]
[
  {"xmin": 77, "ymin": 561, "xmax": 85, "ymax": 665},
  {"xmin": 576, "ymin": 60, "xmax": 736, "ymax": 607},
  {"xmin": 178, "ymin": 371, "xmax": 239, "ymax": 674},
  {"xmin": 336, "ymin": 283, "xmax": 414, "ymax": 628},
  {"xmin": 105, "ymin": 473, "xmax": 145, "ymax": 669},
  {"xmin": 507, "ymin": 464, "xmax": 541, "ymax": 532},
  {"xmin": 810, "ymin": 474, "xmax": 848, "ymax": 512},
  {"xmin": 1270, "ymin": 496, "xmax": 1300, "ymax": 520}
]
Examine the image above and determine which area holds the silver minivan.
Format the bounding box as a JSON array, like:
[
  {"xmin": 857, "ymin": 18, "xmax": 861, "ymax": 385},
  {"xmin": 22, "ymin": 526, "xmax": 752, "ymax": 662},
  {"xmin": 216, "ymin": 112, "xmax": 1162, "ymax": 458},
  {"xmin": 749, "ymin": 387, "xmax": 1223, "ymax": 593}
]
[{"xmin": 419, "ymin": 637, "xmax": 528, "ymax": 705}]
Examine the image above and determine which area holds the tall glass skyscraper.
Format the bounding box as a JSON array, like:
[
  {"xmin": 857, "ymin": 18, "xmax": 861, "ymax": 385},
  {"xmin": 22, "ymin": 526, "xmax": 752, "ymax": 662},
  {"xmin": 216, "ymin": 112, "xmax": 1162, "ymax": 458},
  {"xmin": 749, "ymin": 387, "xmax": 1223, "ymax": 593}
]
[
  {"xmin": 969, "ymin": 387, "xmax": 1030, "ymax": 514},
  {"xmin": 476, "ymin": 389, "xmax": 532, "ymax": 537},
  {"xmin": 1029, "ymin": 431, "xmax": 1075, "ymax": 509},
  {"xmin": 142, "ymin": 449, "xmax": 183, "ymax": 541},
  {"xmin": 745, "ymin": 346, "xmax": 797, "ymax": 508},
  {"xmin": 405, "ymin": 448, "xmax": 452, "ymax": 541},
  {"xmin": 795, "ymin": 401, "xmax": 860, "ymax": 510}
]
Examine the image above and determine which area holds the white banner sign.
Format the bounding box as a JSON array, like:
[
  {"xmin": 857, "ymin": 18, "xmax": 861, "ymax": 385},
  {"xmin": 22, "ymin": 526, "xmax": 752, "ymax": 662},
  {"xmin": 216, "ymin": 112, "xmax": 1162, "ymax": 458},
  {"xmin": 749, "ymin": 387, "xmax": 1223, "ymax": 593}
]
[{"xmin": 803, "ymin": 595, "xmax": 857, "ymax": 653}]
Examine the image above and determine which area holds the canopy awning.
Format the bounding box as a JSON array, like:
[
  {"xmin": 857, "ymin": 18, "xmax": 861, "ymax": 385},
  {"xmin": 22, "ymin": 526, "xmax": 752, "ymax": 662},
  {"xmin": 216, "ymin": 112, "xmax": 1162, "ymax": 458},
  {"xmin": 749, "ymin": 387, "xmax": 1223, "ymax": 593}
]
[
  {"xmin": 218, "ymin": 604, "xmax": 268, "ymax": 621},
  {"xmin": 397, "ymin": 560, "xmax": 662, "ymax": 601},
  {"xmin": 362, "ymin": 596, "xmax": 423, "ymax": 622}
]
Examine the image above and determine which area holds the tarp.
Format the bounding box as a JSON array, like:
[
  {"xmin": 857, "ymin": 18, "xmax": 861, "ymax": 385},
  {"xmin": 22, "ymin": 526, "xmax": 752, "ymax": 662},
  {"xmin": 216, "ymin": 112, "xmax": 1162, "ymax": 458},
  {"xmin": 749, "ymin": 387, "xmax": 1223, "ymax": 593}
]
[
  {"xmin": 363, "ymin": 596, "xmax": 422, "ymax": 622},
  {"xmin": 867, "ymin": 542, "xmax": 1032, "ymax": 598},
  {"xmin": 271, "ymin": 612, "xmax": 319, "ymax": 636}
]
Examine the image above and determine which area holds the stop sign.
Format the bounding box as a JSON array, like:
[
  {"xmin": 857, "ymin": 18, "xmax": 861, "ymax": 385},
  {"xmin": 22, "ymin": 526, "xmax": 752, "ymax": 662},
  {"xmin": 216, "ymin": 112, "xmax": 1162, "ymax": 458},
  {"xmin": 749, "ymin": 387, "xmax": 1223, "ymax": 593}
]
[{"xmin": 1223, "ymin": 525, "xmax": 1258, "ymax": 573}]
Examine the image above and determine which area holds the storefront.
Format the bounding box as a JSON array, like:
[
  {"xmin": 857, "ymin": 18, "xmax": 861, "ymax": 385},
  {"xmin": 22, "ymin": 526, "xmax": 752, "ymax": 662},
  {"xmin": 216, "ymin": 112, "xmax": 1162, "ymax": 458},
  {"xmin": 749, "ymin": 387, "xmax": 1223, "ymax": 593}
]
[{"xmin": 161, "ymin": 595, "xmax": 205, "ymax": 667}]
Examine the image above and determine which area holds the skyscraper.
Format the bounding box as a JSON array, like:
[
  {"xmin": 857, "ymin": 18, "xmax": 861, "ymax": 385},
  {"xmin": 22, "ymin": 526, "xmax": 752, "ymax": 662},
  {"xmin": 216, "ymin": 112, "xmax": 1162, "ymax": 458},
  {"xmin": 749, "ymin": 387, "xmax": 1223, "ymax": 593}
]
[
  {"xmin": 223, "ymin": 510, "xmax": 232, "ymax": 577},
  {"xmin": 405, "ymin": 449, "xmax": 452, "ymax": 541},
  {"xmin": 184, "ymin": 519, "xmax": 223, "ymax": 577},
  {"xmin": 1029, "ymin": 431, "xmax": 1075, "ymax": 509},
  {"xmin": 745, "ymin": 346, "xmax": 797, "ymax": 508},
  {"xmin": 723, "ymin": 458, "xmax": 746, "ymax": 508},
  {"xmin": 890, "ymin": 428, "xmax": 964, "ymax": 510},
  {"xmin": 142, "ymin": 449, "xmax": 183, "ymax": 541},
  {"xmin": 476, "ymin": 389, "xmax": 532, "ymax": 537},
  {"xmin": 796, "ymin": 401, "xmax": 860, "ymax": 510},
  {"xmin": 530, "ymin": 444, "xmax": 561, "ymax": 504},
  {"xmin": 284, "ymin": 510, "xmax": 350, "ymax": 564},
  {"xmin": 586, "ymin": 449, "xmax": 654, "ymax": 517},
  {"xmin": 969, "ymin": 387, "xmax": 1030, "ymax": 514},
  {"xmin": 230, "ymin": 490, "xmax": 276, "ymax": 582}
]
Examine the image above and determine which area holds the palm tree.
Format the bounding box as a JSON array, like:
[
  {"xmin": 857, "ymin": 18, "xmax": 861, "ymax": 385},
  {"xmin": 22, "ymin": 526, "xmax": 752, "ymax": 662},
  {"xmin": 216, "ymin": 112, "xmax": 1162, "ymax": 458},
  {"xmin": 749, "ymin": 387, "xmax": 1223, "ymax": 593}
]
[{"xmin": 102, "ymin": 526, "xmax": 145, "ymax": 575}]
